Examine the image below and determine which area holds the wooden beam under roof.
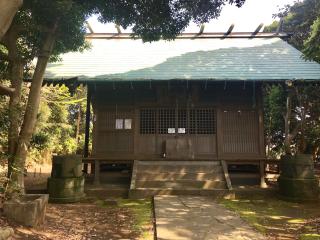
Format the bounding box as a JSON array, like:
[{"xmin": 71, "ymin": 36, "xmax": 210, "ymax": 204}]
[
  {"xmin": 225, "ymin": 24, "xmax": 235, "ymax": 36},
  {"xmin": 191, "ymin": 24, "xmax": 205, "ymax": 39},
  {"xmin": 221, "ymin": 24, "xmax": 235, "ymax": 39},
  {"xmin": 85, "ymin": 21, "xmax": 94, "ymax": 34},
  {"xmin": 85, "ymin": 31, "xmax": 289, "ymax": 40},
  {"xmin": 276, "ymin": 18, "xmax": 284, "ymax": 34},
  {"xmin": 250, "ymin": 23, "xmax": 264, "ymax": 38},
  {"xmin": 198, "ymin": 24, "xmax": 205, "ymax": 35},
  {"xmin": 115, "ymin": 24, "xmax": 122, "ymax": 34}
]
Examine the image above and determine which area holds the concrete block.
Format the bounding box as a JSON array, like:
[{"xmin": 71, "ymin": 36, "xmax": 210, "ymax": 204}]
[{"xmin": 3, "ymin": 194, "xmax": 48, "ymax": 227}]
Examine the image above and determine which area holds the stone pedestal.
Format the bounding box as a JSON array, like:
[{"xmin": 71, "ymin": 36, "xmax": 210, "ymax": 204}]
[
  {"xmin": 48, "ymin": 176, "xmax": 85, "ymax": 203},
  {"xmin": 3, "ymin": 194, "xmax": 48, "ymax": 227},
  {"xmin": 48, "ymin": 155, "xmax": 85, "ymax": 203},
  {"xmin": 279, "ymin": 154, "xmax": 319, "ymax": 202}
]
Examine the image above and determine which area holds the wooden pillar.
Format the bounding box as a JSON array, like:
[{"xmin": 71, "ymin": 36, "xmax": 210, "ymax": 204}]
[
  {"xmin": 94, "ymin": 159, "xmax": 100, "ymax": 185},
  {"xmin": 221, "ymin": 160, "xmax": 233, "ymax": 190},
  {"xmin": 83, "ymin": 163, "xmax": 88, "ymax": 174},
  {"xmin": 84, "ymin": 87, "xmax": 91, "ymax": 158},
  {"xmin": 260, "ymin": 160, "xmax": 267, "ymax": 188}
]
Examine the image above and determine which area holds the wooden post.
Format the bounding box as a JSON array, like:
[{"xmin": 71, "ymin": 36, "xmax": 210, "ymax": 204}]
[
  {"xmin": 83, "ymin": 87, "xmax": 91, "ymax": 157},
  {"xmin": 94, "ymin": 159, "xmax": 100, "ymax": 185},
  {"xmin": 84, "ymin": 86, "xmax": 91, "ymax": 159},
  {"xmin": 260, "ymin": 160, "xmax": 267, "ymax": 188},
  {"xmin": 221, "ymin": 160, "xmax": 233, "ymax": 190}
]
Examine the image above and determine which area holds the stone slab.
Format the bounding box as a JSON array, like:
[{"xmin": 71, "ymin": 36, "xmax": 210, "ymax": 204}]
[{"xmin": 154, "ymin": 195, "xmax": 266, "ymax": 240}]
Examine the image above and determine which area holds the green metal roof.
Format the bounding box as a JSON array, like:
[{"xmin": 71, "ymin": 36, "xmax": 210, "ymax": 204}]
[{"xmin": 44, "ymin": 36, "xmax": 320, "ymax": 82}]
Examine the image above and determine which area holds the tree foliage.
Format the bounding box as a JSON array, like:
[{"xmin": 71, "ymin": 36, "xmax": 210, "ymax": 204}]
[
  {"xmin": 263, "ymin": 83, "xmax": 320, "ymax": 158},
  {"xmin": 264, "ymin": 0, "xmax": 320, "ymax": 61},
  {"xmin": 263, "ymin": 0, "xmax": 320, "ymax": 158},
  {"xmin": 263, "ymin": 84, "xmax": 286, "ymax": 157},
  {"xmin": 96, "ymin": 0, "xmax": 245, "ymax": 41},
  {"xmin": 304, "ymin": 17, "xmax": 320, "ymax": 62}
]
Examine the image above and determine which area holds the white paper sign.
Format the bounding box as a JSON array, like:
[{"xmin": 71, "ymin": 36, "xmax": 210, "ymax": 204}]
[
  {"xmin": 168, "ymin": 128, "xmax": 175, "ymax": 134},
  {"xmin": 124, "ymin": 119, "xmax": 132, "ymax": 129},
  {"xmin": 178, "ymin": 128, "xmax": 186, "ymax": 134},
  {"xmin": 115, "ymin": 119, "xmax": 123, "ymax": 129}
]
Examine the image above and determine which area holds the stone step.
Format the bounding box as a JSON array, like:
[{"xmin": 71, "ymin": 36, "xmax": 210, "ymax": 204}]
[
  {"xmin": 135, "ymin": 172, "xmax": 225, "ymax": 181},
  {"xmin": 129, "ymin": 188, "xmax": 234, "ymax": 199},
  {"xmin": 137, "ymin": 165, "xmax": 223, "ymax": 173},
  {"xmin": 135, "ymin": 180, "xmax": 227, "ymax": 189}
]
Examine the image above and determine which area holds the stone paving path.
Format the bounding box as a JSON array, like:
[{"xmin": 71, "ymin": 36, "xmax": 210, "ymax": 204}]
[{"xmin": 154, "ymin": 195, "xmax": 266, "ymax": 240}]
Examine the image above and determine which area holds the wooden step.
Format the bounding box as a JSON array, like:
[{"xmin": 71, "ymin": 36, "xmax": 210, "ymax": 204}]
[
  {"xmin": 137, "ymin": 161, "xmax": 222, "ymax": 166},
  {"xmin": 135, "ymin": 172, "xmax": 225, "ymax": 181},
  {"xmin": 135, "ymin": 180, "xmax": 227, "ymax": 189},
  {"xmin": 130, "ymin": 160, "xmax": 228, "ymax": 197},
  {"xmin": 137, "ymin": 165, "xmax": 223, "ymax": 173}
]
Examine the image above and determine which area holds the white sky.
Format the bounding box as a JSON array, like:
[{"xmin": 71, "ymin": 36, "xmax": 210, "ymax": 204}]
[{"xmin": 87, "ymin": 0, "xmax": 297, "ymax": 33}]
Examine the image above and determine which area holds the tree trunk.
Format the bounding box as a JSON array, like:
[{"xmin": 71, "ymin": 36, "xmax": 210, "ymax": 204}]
[
  {"xmin": 75, "ymin": 104, "xmax": 81, "ymax": 143},
  {"xmin": 284, "ymin": 88, "xmax": 293, "ymax": 154},
  {"xmin": 284, "ymin": 86, "xmax": 300, "ymax": 155},
  {"xmin": 7, "ymin": 60, "xmax": 24, "ymax": 177},
  {"xmin": 1, "ymin": 24, "xmax": 25, "ymax": 178},
  {"xmin": 8, "ymin": 21, "xmax": 58, "ymax": 193},
  {"xmin": 0, "ymin": 0, "xmax": 23, "ymax": 40}
]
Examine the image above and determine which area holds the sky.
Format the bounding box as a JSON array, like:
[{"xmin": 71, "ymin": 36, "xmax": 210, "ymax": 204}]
[{"xmin": 87, "ymin": 0, "xmax": 297, "ymax": 33}]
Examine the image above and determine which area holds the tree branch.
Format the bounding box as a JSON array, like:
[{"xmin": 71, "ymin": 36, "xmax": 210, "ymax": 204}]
[
  {"xmin": 0, "ymin": 84, "xmax": 15, "ymax": 96},
  {"xmin": 0, "ymin": 0, "xmax": 23, "ymax": 40}
]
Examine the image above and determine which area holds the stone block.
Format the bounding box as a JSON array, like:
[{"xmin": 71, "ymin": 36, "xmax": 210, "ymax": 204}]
[
  {"xmin": 3, "ymin": 194, "xmax": 48, "ymax": 227},
  {"xmin": 278, "ymin": 176, "xmax": 319, "ymax": 202},
  {"xmin": 0, "ymin": 227, "xmax": 14, "ymax": 240},
  {"xmin": 51, "ymin": 155, "xmax": 83, "ymax": 178}
]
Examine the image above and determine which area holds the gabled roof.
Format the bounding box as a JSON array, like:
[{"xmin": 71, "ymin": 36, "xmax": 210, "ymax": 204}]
[{"xmin": 44, "ymin": 33, "xmax": 320, "ymax": 82}]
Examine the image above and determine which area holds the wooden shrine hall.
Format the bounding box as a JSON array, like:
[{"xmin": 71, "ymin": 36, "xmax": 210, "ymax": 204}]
[{"xmin": 44, "ymin": 31, "xmax": 320, "ymax": 197}]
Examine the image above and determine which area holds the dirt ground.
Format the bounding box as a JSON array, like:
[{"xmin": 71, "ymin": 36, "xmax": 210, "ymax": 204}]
[
  {"xmin": 0, "ymin": 199, "xmax": 153, "ymax": 240},
  {"xmin": 1, "ymin": 164, "xmax": 153, "ymax": 240}
]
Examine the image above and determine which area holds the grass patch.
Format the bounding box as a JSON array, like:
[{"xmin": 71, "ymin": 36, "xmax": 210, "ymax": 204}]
[
  {"xmin": 220, "ymin": 195, "xmax": 320, "ymax": 239},
  {"xmin": 118, "ymin": 199, "xmax": 153, "ymax": 240},
  {"xmin": 220, "ymin": 199, "xmax": 268, "ymax": 234},
  {"xmin": 299, "ymin": 234, "xmax": 320, "ymax": 240}
]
